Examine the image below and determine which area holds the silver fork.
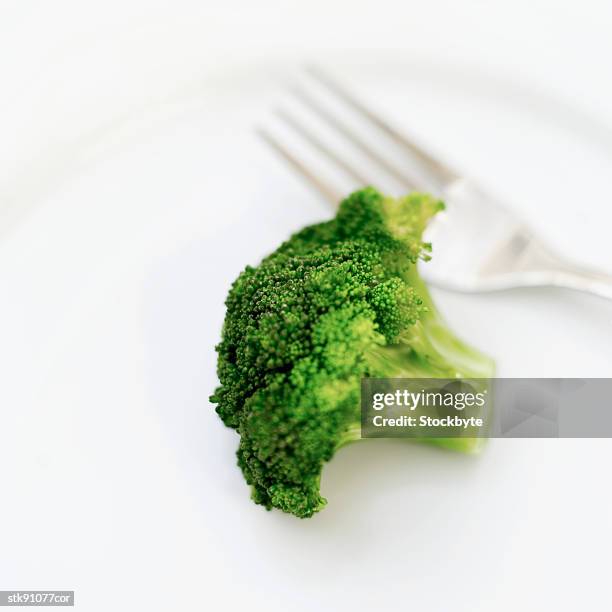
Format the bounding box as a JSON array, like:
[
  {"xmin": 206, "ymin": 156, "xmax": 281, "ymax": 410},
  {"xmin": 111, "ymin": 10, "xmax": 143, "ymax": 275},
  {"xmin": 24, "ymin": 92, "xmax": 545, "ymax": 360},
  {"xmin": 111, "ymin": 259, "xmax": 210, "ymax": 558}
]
[{"xmin": 258, "ymin": 66, "xmax": 612, "ymax": 301}]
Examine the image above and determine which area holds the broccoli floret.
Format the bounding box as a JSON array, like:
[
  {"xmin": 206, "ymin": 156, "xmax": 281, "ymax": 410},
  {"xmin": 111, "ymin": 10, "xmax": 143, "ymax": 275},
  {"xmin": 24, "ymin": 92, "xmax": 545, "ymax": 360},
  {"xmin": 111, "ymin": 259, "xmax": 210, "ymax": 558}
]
[{"xmin": 211, "ymin": 187, "xmax": 494, "ymax": 518}]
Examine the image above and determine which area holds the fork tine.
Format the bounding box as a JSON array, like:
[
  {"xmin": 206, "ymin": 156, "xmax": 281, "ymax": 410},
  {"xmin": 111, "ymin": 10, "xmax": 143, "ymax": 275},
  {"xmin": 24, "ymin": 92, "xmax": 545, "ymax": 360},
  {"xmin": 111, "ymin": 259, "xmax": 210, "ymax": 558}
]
[
  {"xmin": 307, "ymin": 65, "xmax": 459, "ymax": 188},
  {"xmin": 291, "ymin": 86, "xmax": 417, "ymax": 191},
  {"xmin": 275, "ymin": 108, "xmax": 370, "ymax": 186},
  {"xmin": 256, "ymin": 128, "xmax": 341, "ymax": 206}
]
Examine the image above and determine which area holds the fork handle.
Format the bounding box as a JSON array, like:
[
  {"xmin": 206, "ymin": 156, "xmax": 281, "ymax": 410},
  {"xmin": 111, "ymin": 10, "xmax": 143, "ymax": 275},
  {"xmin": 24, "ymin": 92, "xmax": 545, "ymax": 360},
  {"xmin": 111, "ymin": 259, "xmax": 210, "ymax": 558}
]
[
  {"xmin": 504, "ymin": 225, "xmax": 612, "ymax": 301},
  {"xmin": 546, "ymin": 261, "xmax": 612, "ymax": 301}
]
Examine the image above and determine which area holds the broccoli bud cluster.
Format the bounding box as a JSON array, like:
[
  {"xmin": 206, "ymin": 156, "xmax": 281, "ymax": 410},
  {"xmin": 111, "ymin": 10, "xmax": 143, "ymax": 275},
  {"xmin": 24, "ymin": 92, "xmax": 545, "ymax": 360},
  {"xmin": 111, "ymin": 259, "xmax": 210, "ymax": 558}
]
[{"xmin": 211, "ymin": 188, "xmax": 494, "ymax": 518}]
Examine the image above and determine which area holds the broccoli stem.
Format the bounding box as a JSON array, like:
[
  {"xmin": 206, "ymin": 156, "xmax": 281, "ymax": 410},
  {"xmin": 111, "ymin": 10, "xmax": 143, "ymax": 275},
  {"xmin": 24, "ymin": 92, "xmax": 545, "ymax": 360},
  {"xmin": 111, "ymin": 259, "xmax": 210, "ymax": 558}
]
[{"xmin": 335, "ymin": 307, "xmax": 495, "ymax": 454}]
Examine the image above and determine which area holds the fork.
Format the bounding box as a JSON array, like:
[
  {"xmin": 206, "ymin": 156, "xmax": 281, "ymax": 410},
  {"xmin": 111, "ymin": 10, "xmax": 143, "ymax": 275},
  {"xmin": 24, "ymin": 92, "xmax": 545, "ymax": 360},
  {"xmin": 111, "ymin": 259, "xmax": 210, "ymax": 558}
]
[{"xmin": 258, "ymin": 66, "xmax": 612, "ymax": 301}]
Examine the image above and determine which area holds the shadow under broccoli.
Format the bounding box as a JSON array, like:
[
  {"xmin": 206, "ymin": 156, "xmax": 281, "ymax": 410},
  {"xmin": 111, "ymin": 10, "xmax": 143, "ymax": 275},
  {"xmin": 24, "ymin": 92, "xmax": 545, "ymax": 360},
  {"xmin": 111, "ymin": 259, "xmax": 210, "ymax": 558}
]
[{"xmin": 211, "ymin": 187, "xmax": 495, "ymax": 518}]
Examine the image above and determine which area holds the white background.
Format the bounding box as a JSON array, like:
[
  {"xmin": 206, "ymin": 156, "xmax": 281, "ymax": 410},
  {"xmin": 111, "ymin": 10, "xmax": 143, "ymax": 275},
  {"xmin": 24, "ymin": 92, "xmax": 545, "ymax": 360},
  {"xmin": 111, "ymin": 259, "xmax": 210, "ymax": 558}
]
[{"xmin": 0, "ymin": 2, "xmax": 611, "ymax": 611}]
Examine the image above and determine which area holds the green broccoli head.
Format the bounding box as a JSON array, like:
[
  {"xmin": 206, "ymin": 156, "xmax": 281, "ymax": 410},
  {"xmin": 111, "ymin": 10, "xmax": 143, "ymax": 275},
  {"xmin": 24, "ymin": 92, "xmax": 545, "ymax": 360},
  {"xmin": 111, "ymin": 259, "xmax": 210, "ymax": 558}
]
[{"xmin": 211, "ymin": 187, "xmax": 494, "ymax": 518}]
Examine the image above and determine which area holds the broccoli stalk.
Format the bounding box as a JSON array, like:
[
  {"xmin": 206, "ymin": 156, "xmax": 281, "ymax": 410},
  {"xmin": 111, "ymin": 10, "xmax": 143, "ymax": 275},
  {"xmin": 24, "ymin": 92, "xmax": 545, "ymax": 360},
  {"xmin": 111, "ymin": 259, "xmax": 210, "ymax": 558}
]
[{"xmin": 211, "ymin": 188, "xmax": 494, "ymax": 519}]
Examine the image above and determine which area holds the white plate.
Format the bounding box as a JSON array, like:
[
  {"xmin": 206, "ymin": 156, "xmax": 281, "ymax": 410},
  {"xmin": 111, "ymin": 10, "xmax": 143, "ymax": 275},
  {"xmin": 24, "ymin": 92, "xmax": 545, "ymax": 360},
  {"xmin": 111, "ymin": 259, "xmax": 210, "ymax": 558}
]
[{"xmin": 0, "ymin": 59, "xmax": 611, "ymax": 611}]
